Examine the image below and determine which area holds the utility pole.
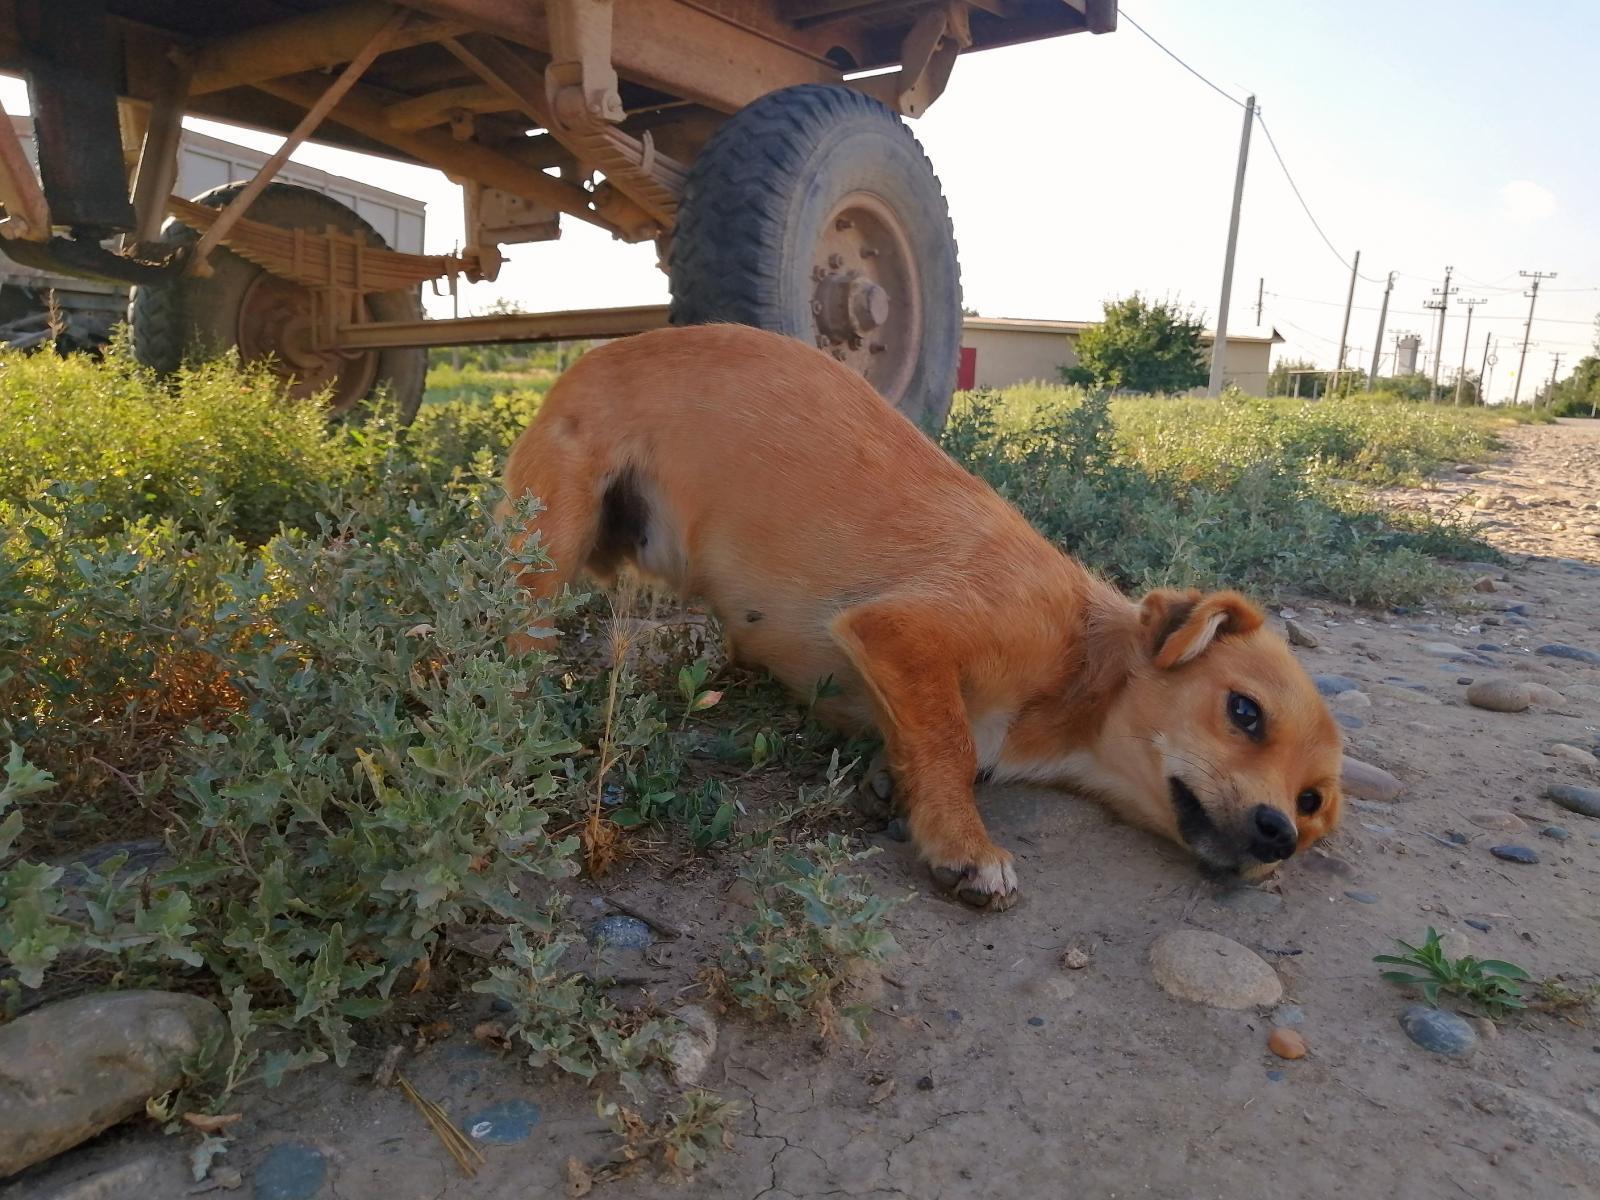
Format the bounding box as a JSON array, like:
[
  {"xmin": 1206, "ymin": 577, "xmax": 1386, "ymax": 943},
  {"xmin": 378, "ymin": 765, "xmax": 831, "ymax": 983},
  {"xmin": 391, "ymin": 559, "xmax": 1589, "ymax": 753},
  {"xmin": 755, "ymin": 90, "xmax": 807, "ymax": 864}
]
[
  {"xmin": 1424, "ymin": 266, "xmax": 1456, "ymax": 402},
  {"xmin": 1453, "ymin": 297, "xmax": 1485, "ymax": 405},
  {"xmin": 1366, "ymin": 270, "xmax": 1395, "ymax": 390},
  {"xmin": 1255, "ymin": 277, "xmax": 1264, "ymax": 325},
  {"xmin": 1332, "ymin": 249, "xmax": 1360, "ymax": 397},
  {"xmin": 1208, "ymin": 95, "xmax": 1256, "ymax": 397},
  {"xmin": 1478, "ymin": 332, "xmax": 1495, "ymax": 405},
  {"xmin": 1547, "ymin": 352, "xmax": 1563, "ymax": 403},
  {"xmin": 1512, "ymin": 270, "xmax": 1556, "ymax": 405}
]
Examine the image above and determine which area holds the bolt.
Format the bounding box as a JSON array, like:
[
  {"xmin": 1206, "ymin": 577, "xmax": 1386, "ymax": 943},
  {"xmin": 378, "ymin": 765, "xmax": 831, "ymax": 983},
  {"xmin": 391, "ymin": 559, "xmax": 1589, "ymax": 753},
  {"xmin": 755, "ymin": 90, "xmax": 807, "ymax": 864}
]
[
  {"xmin": 870, "ymin": 343, "xmax": 886, "ymax": 354},
  {"xmin": 812, "ymin": 300, "xmax": 823, "ymax": 315},
  {"xmin": 827, "ymin": 253, "xmax": 844, "ymax": 269},
  {"xmin": 812, "ymin": 265, "xmax": 826, "ymax": 281},
  {"xmin": 848, "ymin": 335, "xmax": 863, "ymax": 350},
  {"xmin": 861, "ymin": 247, "xmax": 879, "ymax": 258},
  {"xmin": 832, "ymin": 349, "xmax": 846, "ymax": 361},
  {"xmin": 816, "ymin": 335, "xmax": 829, "ymax": 348},
  {"xmin": 835, "ymin": 217, "xmax": 854, "ymax": 230}
]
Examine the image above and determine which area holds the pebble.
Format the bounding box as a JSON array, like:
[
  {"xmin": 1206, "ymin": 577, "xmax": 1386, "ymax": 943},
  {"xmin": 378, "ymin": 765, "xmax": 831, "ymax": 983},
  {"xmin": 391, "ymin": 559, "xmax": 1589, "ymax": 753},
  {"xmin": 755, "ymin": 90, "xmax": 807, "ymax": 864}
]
[
  {"xmin": 1465, "ymin": 678, "xmax": 1532, "ymax": 713},
  {"xmin": 1268, "ymin": 1028, "xmax": 1308, "ymax": 1060},
  {"xmin": 253, "ymin": 1143, "xmax": 329, "ymax": 1200},
  {"xmin": 1344, "ymin": 890, "xmax": 1380, "ymax": 904},
  {"xmin": 465, "ymin": 1099, "xmax": 543, "ymax": 1144},
  {"xmin": 665, "ymin": 1005, "xmax": 718, "ymax": 1086},
  {"xmin": 589, "ymin": 915, "xmax": 652, "ymax": 950},
  {"xmin": 1214, "ymin": 887, "xmax": 1285, "ymax": 915},
  {"xmin": 1285, "ymin": 620, "xmax": 1320, "ymax": 648},
  {"xmin": 1525, "ymin": 682, "xmax": 1565, "ymax": 707},
  {"xmin": 1330, "ymin": 689, "xmax": 1372, "ymax": 711},
  {"xmin": 1541, "ymin": 825, "xmax": 1571, "ymax": 842},
  {"xmin": 1546, "ymin": 783, "xmax": 1600, "ymax": 820},
  {"xmin": 1027, "ymin": 1016, "xmax": 1045, "ymax": 1027},
  {"xmin": 1490, "ymin": 845, "xmax": 1539, "ymax": 864},
  {"xmin": 1147, "ymin": 931, "xmax": 1282, "ymax": 1009},
  {"xmin": 916, "ymin": 1075, "xmax": 935, "ymax": 1091},
  {"xmin": 1546, "ymin": 743, "xmax": 1599, "ymax": 769},
  {"xmin": 1062, "ymin": 947, "xmax": 1091, "ymax": 970},
  {"xmin": 1537, "ymin": 643, "xmax": 1600, "ymax": 666},
  {"xmin": 1313, "ymin": 675, "xmax": 1361, "ymax": 697},
  {"xmin": 1335, "ymin": 713, "xmax": 1365, "ymax": 730},
  {"xmin": 1473, "ymin": 576, "xmax": 1498, "ymax": 592},
  {"xmin": 0, "ymin": 992, "xmax": 226, "ymax": 1178},
  {"xmin": 1422, "ymin": 642, "xmax": 1468, "ymax": 657},
  {"xmin": 1272, "ymin": 1004, "xmax": 1306, "ymax": 1027},
  {"xmin": 1464, "ymin": 918, "xmax": 1493, "ymax": 932},
  {"xmin": 1468, "ymin": 811, "xmax": 1525, "ymax": 832},
  {"xmin": 885, "ymin": 817, "xmax": 909, "ymax": 842},
  {"xmin": 1399, "ymin": 1005, "xmax": 1478, "ymax": 1057},
  {"xmin": 1340, "ymin": 758, "xmax": 1403, "ymax": 804}
]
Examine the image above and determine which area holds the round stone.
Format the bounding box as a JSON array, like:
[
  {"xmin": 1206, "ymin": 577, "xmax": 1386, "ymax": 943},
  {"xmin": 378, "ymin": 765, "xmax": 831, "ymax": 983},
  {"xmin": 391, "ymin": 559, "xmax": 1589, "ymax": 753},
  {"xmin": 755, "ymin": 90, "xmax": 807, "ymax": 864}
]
[
  {"xmin": 1285, "ymin": 619, "xmax": 1320, "ymax": 648},
  {"xmin": 1399, "ymin": 1005, "xmax": 1478, "ymax": 1057},
  {"xmin": 1541, "ymin": 825, "xmax": 1571, "ymax": 842},
  {"xmin": 1314, "ymin": 674, "xmax": 1361, "ymax": 697},
  {"xmin": 254, "ymin": 1143, "xmax": 329, "ymax": 1200},
  {"xmin": 1546, "ymin": 783, "xmax": 1600, "ymax": 820},
  {"xmin": 1468, "ymin": 811, "xmax": 1525, "ymax": 832},
  {"xmin": 1344, "ymin": 890, "xmax": 1380, "ymax": 904},
  {"xmin": 1490, "ymin": 845, "xmax": 1539, "ymax": 864},
  {"xmin": 1465, "ymin": 678, "xmax": 1532, "ymax": 713},
  {"xmin": 1268, "ymin": 1028, "xmax": 1308, "ymax": 1060},
  {"xmin": 589, "ymin": 914, "xmax": 652, "ymax": 950},
  {"xmin": 1464, "ymin": 918, "xmax": 1492, "ymax": 932},
  {"xmin": 465, "ymin": 1099, "xmax": 543, "ymax": 1145},
  {"xmin": 1341, "ymin": 756, "xmax": 1402, "ymax": 802},
  {"xmin": 1148, "ymin": 930, "xmax": 1282, "ymax": 1009}
]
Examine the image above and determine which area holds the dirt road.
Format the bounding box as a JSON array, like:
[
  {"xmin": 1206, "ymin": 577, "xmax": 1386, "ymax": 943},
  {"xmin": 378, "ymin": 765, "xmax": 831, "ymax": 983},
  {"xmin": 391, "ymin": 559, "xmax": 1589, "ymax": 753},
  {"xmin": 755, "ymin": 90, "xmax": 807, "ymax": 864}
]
[{"xmin": 11, "ymin": 421, "xmax": 1600, "ymax": 1200}]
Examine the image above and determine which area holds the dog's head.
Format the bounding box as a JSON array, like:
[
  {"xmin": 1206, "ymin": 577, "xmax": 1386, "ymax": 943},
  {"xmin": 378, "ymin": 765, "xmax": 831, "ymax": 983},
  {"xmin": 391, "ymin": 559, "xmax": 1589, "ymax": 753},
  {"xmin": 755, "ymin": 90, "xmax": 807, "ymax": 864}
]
[{"xmin": 1099, "ymin": 588, "xmax": 1343, "ymax": 875}]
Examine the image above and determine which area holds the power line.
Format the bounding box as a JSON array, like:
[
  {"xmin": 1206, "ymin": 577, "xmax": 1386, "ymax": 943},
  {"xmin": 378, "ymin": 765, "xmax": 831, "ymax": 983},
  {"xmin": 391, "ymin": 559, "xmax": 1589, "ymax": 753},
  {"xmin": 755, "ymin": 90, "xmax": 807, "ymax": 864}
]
[
  {"xmin": 1119, "ymin": 11, "xmax": 1246, "ymax": 109},
  {"xmin": 1254, "ymin": 114, "xmax": 1383, "ymax": 283}
]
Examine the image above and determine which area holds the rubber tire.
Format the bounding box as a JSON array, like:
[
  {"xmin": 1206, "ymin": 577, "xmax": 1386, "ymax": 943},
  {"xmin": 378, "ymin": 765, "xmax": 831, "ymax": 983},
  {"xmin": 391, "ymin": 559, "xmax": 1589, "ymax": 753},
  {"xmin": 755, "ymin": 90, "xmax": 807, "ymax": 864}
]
[
  {"xmin": 129, "ymin": 182, "xmax": 426, "ymax": 424},
  {"xmin": 667, "ymin": 84, "xmax": 962, "ymax": 434}
]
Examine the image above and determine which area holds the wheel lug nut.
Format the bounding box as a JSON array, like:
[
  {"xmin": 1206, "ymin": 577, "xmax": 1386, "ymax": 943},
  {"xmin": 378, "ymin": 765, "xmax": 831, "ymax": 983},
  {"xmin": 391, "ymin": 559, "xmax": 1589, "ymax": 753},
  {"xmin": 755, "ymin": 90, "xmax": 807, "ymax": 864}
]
[
  {"xmin": 869, "ymin": 342, "xmax": 886, "ymax": 354},
  {"xmin": 861, "ymin": 247, "xmax": 879, "ymax": 258},
  {"xmin": 827, "ymin": 253, "xmax": 844, "ymax": 269},
  {"xmin": 835, "ymin": 217, "xmax": 853, "ymax": 230}
]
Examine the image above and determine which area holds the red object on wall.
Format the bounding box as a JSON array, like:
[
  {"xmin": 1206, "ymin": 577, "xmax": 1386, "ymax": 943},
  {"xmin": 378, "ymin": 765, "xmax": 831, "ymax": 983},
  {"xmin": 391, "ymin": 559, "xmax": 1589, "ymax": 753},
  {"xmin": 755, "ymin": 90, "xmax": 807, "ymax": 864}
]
[{"xmin": 957, "ymin": 346, "xmax": 976, "ymax": 390}]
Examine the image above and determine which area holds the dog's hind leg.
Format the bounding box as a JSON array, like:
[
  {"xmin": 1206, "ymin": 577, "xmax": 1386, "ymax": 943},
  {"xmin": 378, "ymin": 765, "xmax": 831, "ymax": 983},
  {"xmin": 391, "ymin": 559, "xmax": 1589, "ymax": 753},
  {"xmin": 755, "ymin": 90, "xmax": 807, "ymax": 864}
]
[{"xmin": 830, "ymin": 604, "xmax": 1018, "ymax": 912}]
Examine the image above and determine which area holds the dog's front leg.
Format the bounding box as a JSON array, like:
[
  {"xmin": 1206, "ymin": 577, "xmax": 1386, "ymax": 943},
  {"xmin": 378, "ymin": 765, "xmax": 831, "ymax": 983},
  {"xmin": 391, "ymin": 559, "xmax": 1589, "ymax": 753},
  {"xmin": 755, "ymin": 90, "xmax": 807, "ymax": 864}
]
[{"xmin": 831, "ymin": 605, "xmax": 1018, "ymax": 912}]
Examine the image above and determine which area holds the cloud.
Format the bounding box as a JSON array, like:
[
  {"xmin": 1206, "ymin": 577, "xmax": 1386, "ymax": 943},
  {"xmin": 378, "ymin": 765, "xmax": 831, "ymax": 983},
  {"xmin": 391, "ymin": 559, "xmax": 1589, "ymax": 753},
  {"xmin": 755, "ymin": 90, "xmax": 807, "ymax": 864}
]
[{"xmin": 1499, "ymin": 180, "xmax": 1558, "ymax": 223}]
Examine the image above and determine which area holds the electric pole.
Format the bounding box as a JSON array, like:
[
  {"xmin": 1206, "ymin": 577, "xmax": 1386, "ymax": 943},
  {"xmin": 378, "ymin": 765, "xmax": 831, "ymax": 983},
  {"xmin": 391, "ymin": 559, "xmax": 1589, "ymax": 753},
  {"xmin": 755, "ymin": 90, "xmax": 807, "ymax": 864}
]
[
  {"xmin": 1479, "ymin": 332, "xmax": 1495, "ymax": 405},
  {"xmin": 1255, "ymin": 277, "xmax": 1264, "ymax": 325},
  {"xmin": 1332, "ymin": 250, "xmax": 1360, "ymax": 397},
  {"xmin": 1208, "ymin": 95, "xmax": 1255, "ymax": 397},
  {"xmin": 1367, "ymin": 270, "xmax": 1395, "ymax": 390},
  {"xmin": 1453, "ymin": 297, "xmax": 1484, "ymax": 405},
  {"xmin": 1512, "ymin": 270, "xmax": 1556, "ymax": 405},
  {"xmin": 1548, "ymin": 352, "xmax": 1563, "ymax": 403},
  {"xmin": 1424, "ymin": 266, "xmax": 1456, "ymax": 402}
]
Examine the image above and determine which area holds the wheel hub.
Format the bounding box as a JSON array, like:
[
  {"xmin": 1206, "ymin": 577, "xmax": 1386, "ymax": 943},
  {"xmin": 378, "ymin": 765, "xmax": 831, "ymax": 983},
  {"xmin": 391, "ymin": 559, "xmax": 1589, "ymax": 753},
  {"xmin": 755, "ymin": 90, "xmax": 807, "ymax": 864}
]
[
  {"xmin": 809, "ymin": 192, "xmax": 922, "ymax": 403},
  {"xmin": 236, "ymin": 273, "xmax": 379, "ymax": 414}
]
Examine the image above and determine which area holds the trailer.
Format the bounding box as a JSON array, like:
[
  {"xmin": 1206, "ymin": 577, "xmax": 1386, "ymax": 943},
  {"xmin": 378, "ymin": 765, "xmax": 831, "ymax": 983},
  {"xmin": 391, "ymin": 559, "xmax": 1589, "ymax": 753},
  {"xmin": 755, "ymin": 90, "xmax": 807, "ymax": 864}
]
[
  {"xmin": 0, "ymin": 0, "xmax": 1116, "ymax": 427},
  {"xmin": 0, "ymin": 116, "xmax": 425, "ymax": 354}
]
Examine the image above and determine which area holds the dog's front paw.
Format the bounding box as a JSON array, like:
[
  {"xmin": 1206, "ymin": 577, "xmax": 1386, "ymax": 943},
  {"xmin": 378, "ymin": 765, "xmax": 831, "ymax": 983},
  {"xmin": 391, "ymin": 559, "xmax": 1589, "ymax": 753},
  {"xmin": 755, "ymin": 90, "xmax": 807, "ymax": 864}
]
[{"xmin": 928, "ymin": 845, "xmax": 1019, "ymax": 913}]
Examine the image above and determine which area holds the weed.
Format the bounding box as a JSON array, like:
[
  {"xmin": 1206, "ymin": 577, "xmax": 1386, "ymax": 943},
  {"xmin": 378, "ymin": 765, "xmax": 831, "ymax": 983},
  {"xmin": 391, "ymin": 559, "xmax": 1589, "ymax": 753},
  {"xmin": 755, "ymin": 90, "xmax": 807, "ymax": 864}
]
[
  {"xmin": 718, "ymin": 835, "xmax": 899, "ymax": 1039},
  {"xmin": 1374, "ymin": 927, "xmax": 1531, "ymax": 1017},
  {"xmin": 677, "ymin": 658, "xmax": 723, "ymax": 725},
  {"xmin": 588, "ymin": 1089, "xmax": 742, "ymax": 1184}
]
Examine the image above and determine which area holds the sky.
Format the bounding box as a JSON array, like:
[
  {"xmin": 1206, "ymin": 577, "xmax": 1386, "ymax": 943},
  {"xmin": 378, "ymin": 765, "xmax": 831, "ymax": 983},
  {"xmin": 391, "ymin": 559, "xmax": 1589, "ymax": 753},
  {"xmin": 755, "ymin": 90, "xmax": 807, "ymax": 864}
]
[{"xmin": 3, "ymin": 0, "xmax": 1597, "ymax": 398}]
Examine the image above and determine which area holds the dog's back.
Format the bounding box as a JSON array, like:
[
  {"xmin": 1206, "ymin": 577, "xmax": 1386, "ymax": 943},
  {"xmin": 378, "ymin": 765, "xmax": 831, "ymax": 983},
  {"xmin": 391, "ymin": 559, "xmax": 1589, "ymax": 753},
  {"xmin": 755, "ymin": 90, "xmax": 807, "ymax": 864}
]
[{"xmin": 503, "ymin": 324, "xmax": 1063, "ymax": 706}]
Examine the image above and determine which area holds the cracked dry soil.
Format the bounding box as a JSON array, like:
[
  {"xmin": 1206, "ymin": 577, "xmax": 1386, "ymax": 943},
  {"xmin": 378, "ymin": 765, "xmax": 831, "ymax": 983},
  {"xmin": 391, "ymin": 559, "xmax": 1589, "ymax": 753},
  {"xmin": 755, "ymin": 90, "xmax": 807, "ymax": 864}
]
[{"xmin": 9, "ymin": 420, "xmax": 1600, "ymax": 1200}]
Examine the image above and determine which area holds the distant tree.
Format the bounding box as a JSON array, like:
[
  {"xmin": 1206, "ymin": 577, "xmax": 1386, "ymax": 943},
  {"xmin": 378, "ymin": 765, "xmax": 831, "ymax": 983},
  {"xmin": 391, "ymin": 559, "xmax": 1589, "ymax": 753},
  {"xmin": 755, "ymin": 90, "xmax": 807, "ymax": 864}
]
[
  {"xmin": 1061, "ymin": 294, "xmax": 1208, "ymax": 394},
  {"xmin": 1268, "ymin": 357, "xmax": 1328, "ymax": 397},
  {"xmin": 961, "ymin": 305, "xmax": 980, "ymax": 317},
  {"xmin": 1545, "ymin": 355, "xmax": 1600, "ymax": 418}
]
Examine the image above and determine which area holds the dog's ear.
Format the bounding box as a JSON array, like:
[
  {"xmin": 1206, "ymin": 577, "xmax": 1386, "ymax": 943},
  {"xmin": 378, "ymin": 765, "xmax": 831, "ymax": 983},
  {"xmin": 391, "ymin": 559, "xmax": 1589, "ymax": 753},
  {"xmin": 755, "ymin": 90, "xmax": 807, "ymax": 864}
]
[{"xmin": 1140, "ymin": 589, "xmax": 1264, "ymax": 669}]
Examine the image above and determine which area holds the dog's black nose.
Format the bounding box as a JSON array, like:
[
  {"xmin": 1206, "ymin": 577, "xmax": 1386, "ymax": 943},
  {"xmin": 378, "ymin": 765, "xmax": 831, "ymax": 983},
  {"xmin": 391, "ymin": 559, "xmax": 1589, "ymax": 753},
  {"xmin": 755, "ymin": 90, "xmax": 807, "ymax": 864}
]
[{"xmin": 1249, "ymin": 805, "xmax": 1296, "ymax": 862}]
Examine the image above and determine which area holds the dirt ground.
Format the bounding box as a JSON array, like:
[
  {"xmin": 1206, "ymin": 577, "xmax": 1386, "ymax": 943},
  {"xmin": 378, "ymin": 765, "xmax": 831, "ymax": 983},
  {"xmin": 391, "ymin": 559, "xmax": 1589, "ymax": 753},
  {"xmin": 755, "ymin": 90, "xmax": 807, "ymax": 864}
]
[{"xmin": 10, "ymin": 420, "xmax": 1600, "ymax": 1200}]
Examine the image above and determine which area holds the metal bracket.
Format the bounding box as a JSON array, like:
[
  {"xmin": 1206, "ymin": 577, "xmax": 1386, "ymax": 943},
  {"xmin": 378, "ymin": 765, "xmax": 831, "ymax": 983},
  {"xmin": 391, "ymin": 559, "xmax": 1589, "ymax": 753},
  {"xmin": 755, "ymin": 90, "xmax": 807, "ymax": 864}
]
[
  {"xmin": 895, "ymin": 2, "xmax": 972, "ymax": 118},
  {"xmin": 546, "ymin": 0, "xmax": 626, "ymax": 128}
]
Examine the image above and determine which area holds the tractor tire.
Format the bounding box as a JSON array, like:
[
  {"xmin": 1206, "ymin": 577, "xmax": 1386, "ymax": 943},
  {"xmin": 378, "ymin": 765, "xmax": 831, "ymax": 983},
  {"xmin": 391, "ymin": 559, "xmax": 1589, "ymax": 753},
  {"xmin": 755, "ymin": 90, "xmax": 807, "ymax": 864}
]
[
  {"xmin": 129, "ymin": 182, "xmax": 426, "ymax": 423},
  {"xmin": 667, "ymin": 84, "xmax": 962, "ymax": 434}
]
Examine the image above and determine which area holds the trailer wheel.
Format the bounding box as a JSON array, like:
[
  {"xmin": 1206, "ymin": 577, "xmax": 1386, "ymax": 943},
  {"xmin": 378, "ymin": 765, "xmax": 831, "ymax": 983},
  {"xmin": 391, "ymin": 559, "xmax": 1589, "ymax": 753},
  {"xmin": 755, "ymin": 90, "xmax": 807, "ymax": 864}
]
[
  {"xmin": 129, "ymin": 183, "xmax": 426, "ymax": 422},
  {"xmin": 668, "ymin": 84, "xmax": 962, "ymax": 433}
]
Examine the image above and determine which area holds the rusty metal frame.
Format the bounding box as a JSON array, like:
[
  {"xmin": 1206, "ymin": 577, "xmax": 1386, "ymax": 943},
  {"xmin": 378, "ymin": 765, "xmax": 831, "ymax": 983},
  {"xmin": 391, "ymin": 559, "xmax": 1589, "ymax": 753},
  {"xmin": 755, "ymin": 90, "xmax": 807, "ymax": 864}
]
[{"xmin": 327, "ymin": 302, "xmax": 671, "ymax": 350}]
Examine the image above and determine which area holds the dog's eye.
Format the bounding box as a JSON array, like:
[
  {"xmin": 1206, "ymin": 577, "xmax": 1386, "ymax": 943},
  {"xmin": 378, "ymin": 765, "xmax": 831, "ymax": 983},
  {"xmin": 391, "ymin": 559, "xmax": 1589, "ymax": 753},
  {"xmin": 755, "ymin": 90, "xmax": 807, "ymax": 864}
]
[
  {"xmin": 1226, "ymin": 691, "xmax": 1263, "ymax": 739},
  {"xmin": 1297, "ymin": 789, "xmax": 1322, "ymax": 815}
]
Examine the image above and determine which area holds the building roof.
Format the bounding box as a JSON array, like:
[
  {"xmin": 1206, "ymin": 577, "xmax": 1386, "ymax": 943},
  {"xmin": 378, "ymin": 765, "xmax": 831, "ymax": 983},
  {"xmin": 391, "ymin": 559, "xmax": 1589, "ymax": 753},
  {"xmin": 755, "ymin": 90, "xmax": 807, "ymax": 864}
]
[{"xmin": 963, "ymin": 315, "xmax": 1285, "ymax": 345}]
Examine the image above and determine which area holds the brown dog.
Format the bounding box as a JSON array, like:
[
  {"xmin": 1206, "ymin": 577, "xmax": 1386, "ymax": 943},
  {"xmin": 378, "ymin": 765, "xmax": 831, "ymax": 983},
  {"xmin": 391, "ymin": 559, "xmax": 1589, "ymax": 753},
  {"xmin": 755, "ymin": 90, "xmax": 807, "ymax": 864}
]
[{"xmin": 501, "ymin": 324, "xmax": 1343, "ymax": 910}]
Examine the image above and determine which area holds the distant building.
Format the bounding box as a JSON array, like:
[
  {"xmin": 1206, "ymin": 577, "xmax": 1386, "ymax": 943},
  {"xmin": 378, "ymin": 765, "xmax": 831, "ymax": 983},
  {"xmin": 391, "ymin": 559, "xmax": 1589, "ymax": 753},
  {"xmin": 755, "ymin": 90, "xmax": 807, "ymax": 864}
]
[{"xmin": 958, "ymin": 316, "xmax": 1284, "ymax": 395}]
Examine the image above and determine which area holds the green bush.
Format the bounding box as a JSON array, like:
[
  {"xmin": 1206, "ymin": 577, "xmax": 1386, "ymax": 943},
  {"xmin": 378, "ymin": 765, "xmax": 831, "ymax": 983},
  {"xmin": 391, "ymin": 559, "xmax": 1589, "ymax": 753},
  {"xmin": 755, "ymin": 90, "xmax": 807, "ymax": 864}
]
[
  {"xmin": 0, "ymin": 347, "xmax": 380, "ymax": 542},
  {"xmin": 944, "ymin": 388, "xmax": 1490, "ymax": 606}
]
